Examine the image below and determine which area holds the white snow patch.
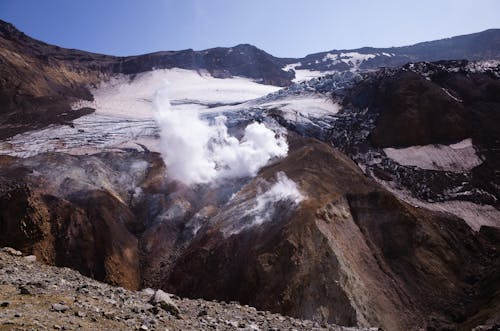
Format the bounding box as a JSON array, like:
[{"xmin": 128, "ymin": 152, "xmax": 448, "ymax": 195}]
[
  {"xmin": 466, "ymin": 60, "xmax": 500, "ymax": 72},
  {"xmin": 292, "ymin": 69, "xmax": 336, "ymax": 82},
  {"xmin": 282, "ymin": 62, "xmax": 301, "ymax": 72},
  {"xmin": 0, "ymin": 115, "xmax": 159, "ymax": 157},
  {"xmin": 282, "ymin": 62, "xmax": 335, "ymax": 83},
  {"xmin": 76, "ymin": 68, "xmax": 281, "ymax": 119},
  {"xmin": 384, "ymin": 138, "xmax": 482, "ymax": 172},
  {"xmin": 322, "ymin": 53, "xmax": 340, "ymax": 62},
  {"xmin": 339, "ymin": 52, "xmax": 376, "ymax": 66}
]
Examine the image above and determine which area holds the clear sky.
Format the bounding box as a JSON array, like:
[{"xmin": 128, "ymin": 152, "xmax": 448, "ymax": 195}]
[{"xmin": 1, "ymin": 0, "xmax": 499, "ymax": 58}]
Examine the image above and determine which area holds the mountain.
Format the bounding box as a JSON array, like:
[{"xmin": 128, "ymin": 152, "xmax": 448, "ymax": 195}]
[
  {"xmin": 0, "ymin": 20, "xmax": 291, "ymax": 140},
  {"xmin": 287, "ymin": 29, "xmax": 500, "ymax": 73},
  {"xmin": 1, "ymin": 19, "xmax": 500, "ymax": 331},
  {"xmin": 1, "ymin": 18, "xmax": 499, "ymax": 139}
]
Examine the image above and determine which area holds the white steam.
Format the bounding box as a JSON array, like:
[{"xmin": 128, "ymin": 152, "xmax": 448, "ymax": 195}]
[
  {"xmin": 153, "ymin": 87, "xmax": 288, "ymax": 185},
  {"xmin": 249, "ymin": 171, "xmax": 304, "ymax": 226},
  {"xmin": 223, "ymin": 171, "xmax": 304, "ymax": 235}
]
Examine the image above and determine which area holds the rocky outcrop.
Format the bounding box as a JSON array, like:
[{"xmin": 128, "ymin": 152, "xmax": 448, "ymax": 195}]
[
  {"xmin": 0, "ymin": 133, "xmax": 499, "ymax": 330},
  {"xmin": 0, "ymin": 151, "xmax": 161, "ymax": 289},
  {"xmin": 162, "ymin": 138, "xmax": 500, "ymax": 330}
]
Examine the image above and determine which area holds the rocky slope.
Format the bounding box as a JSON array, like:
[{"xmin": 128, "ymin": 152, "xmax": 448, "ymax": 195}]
[
  {"xmin": 0, "ymin": 247, "xmax": 379, "ymax": 331},
  {"xmin": 1, "ymin": 133, "xmax": 499, "ymax": 330}
]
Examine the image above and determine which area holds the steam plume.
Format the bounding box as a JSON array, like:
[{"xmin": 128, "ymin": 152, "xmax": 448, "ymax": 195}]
[{"xmin": 153, "ymin": 87, "xmax": 288, "ymax": 185}]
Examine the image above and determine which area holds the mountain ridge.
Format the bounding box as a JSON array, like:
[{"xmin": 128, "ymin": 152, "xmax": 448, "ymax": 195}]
[{"xmin": 1, "ymin": 18, "xmax": 499, "ymax": 139}]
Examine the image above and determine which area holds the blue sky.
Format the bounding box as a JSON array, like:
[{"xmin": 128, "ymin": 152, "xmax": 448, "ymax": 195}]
[{"xmin": 1, "ymin": 0, "xmax": 499, "ymax": 57}]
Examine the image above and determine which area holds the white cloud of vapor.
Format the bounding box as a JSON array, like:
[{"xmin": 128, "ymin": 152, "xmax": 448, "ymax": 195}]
[
  {"xmin": 223, "ymin": 171, "xmax": 305, "ymax": 236},
  {"xmin": 248, "ymin": 171, "xmax": 304, "ymax": 226},
  {"xmin": 153, "ymin": 87, "xmax": 288, "ymax": 185}
]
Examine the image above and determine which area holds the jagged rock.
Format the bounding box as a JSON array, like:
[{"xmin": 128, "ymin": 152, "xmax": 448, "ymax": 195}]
[
  {"xmin": 51, "ymin": 303, "xmax": 69, "ymax": 312},
  {"xmin": 18, "ymin": 285, "xmax": 31, "ymax": 295},
  {"xmin": 75, "ymin": 311, "xmax": 86, "ymax": 318},
  {"xmin": 1, "ymin": 247, "xmax": 22, "ymax": 256},
  {"xmin": 23, "ymin": 255, "xmax": 36, "ymax": 262},
  {"xmin": 149, "ymin": 289, "xmax": 180, "ymax": 317}
]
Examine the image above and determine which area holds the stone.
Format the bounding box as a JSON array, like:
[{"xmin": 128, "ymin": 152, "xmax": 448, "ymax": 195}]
[
  {"xmin": 1, "ymin": 247, "xmax": 22, "ymax": 256},
  {"xmin": 24, "ymin": 255, "xmax": 37, "ymax": 263},
  {"xmin": 19, "ymin": 285, "xmax": 31, "ymax": 295},
  {"xmin": 149, "ymin": 290, "xmax": 180, "ymax": 317},
  {"xmin": 141, "ymin": 288, "xmax": 155, "ymax": 296},
  {"xmin": 51, "ymin": 303, "xmax": 69, "ymax": 312},
  {"xmin": 0, "ymin": 301, "xmax": 9, "ymax": 307},
  {"xmin": 76, "ymin": 284, "xmax": 89, "ymax": 294},
  {"xmin": 75, "ymin": 311, "xmax": 86, "ymax": 318}
]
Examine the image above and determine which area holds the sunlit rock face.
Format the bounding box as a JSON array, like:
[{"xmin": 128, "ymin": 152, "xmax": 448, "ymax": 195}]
[{"xmin": 1, "ymin": 19, "xmax": 500, "ymax": 331}]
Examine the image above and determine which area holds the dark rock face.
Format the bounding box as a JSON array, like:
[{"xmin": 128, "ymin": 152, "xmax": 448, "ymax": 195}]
[
  {"xmin": 347, "ymin": 191, "xmax": 500, "ymax": 330},
  {"xmin": 113, "ymin": 44, "xmax": 294, "ymax": 86},
  {"xmin": 165, "ymin": 139, "xmax": 371, "ymax": 326},
  {"xmin": 159, "ymin": 139, "xmax": 500, "ymax": 330},
  {"xmin": 0, "ymin": 21, "xmax": 109, "ymax": 139},
  {"xmin": 0, "ymin": 138, "xmax": 498, "ymax": 329},
  {"xmin": 359, "ymin": 62, "xmax": 500, "ymax": 149},
  {"xmin": 0, "ymin": 152, "xmax": 155, "ymax": 289},
  {"xmin": 0, "ymin": 184, "xmax": 141, "ymax": 289},
  {"xmin": 369, "ymin": 70, "xmax": 470, "ymax": 147}
]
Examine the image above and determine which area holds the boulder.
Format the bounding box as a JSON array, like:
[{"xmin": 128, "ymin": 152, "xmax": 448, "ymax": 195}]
[{"xmin": 149, "ymin": 289, "xmax": 180, "ymax": 317}]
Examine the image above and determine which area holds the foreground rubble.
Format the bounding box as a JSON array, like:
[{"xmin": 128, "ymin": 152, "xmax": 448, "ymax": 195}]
[{"xmin": 0, "ymin": 248, "xmax": 378, "ymax": 331}]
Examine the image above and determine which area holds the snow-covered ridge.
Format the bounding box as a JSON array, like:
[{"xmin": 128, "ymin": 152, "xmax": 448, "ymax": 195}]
[
  {"xmin": 322, "ymin": 52, "xmax": 377, "ymax": 65},
  {"xmin": 282, "ymin": 52, "xmax": 386, "ymax": 82}
]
